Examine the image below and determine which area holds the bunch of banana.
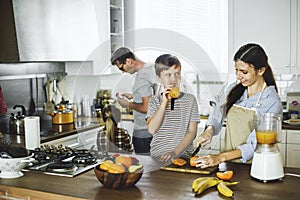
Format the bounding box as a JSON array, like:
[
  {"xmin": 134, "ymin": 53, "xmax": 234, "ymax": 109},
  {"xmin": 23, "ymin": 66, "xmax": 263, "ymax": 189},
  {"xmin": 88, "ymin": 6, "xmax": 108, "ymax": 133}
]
[
  {"xmin": 217, "ymin": 181, "xmax": 239, "ymax": 197},
  {"xmin": 192, "ymin": 177, "xmax": 223, "ymax": 196},
  {"xmin": 192, "ymin": 177, "xmax": 239, "ymax": 197}
]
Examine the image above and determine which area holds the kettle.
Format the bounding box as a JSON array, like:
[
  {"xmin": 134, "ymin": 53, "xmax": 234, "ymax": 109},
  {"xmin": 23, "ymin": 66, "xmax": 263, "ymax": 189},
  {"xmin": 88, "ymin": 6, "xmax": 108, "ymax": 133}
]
[{"xmin": 9, "ymin": 105, "xmax": 26, "ymax": 135}]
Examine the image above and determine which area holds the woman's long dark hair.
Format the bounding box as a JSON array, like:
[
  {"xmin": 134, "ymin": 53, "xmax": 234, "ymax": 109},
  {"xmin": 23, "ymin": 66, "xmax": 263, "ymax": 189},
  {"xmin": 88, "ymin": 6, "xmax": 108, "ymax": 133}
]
[{"xmin": 225, "ymin": 43, "xmax": 278, "ymax": 114}]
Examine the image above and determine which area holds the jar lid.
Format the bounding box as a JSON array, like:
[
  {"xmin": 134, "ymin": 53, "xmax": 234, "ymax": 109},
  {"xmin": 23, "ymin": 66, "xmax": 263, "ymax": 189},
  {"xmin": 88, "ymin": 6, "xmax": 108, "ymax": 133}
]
[{"xmin": 291, "ymin": 110, "xmax": 299, "ymax": 114}]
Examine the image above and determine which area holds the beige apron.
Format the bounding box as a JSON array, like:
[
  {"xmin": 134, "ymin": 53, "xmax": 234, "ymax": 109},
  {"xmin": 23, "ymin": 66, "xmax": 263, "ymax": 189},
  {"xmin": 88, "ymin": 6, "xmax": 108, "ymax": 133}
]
[{"xmin": 222, "ymin": 83, "xmax": 266, "ymax": 163}]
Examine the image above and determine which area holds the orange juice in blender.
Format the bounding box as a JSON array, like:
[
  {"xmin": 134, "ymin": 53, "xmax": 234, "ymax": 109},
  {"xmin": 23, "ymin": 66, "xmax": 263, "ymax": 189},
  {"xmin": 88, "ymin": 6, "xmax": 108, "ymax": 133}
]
[{"xmin": 256, "ymin": 130, "xmax": 277, "ymax": 144}]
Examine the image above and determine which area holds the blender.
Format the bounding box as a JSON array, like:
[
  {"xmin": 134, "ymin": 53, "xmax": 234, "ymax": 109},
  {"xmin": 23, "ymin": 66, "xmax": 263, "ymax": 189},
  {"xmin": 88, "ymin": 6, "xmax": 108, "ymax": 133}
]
[{"xmin": 250, "ymin": 113, "xmax": 284, "ymax": 182}]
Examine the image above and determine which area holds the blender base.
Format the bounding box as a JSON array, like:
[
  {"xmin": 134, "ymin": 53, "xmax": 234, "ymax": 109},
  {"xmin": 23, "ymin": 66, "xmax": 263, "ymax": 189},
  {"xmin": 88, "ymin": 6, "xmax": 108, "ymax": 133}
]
[{"xmin": 250, "ymin": 151, "xmax": 284, "ymax": 183}]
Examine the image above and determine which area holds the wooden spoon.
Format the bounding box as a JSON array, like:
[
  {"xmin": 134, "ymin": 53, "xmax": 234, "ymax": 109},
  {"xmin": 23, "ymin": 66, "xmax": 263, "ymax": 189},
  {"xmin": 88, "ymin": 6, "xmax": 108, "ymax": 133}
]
[{"xmin": 45, "ymin": 78, "xmax": 54, "ymax": 114}]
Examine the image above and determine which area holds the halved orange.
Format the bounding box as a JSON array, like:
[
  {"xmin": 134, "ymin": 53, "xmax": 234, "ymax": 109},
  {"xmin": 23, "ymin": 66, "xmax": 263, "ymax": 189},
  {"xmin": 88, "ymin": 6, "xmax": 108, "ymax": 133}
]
[
  {"xmin": 99, "ymin": 160, "xmax": 114, "ymax": 171},
  {"xmin": 190, "ymin": 156, "xmax": 199, "ymax": 167},
  {"xmin": 108, "ymin": 163, "xmax": 126, "ymax": 174},
  {"xmin": 216, "ymin": 170, "xmax": 234, "ymax": 181},
  {"xmin": 172, "ymin": 158, "xmax": 187, "ymax": 166}
]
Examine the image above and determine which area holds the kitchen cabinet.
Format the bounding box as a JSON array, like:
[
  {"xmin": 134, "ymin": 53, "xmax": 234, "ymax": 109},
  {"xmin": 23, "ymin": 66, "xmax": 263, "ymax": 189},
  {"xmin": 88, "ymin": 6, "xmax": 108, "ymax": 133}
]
[
  {"xmin": 286, "ymin": 130, "xmax": 300, "ymax": 168},
  {"xmin": 42, "ymin": 127, "xmax": 102, "ymax": 150},
  {"xmin": 110, "ymin": 0, "xmax": 125, "ymax": 54},
  {"xmin": 42, "ymin": 134, "xmax": 81, "ymax": 149},
  {"xmin": 228, "ymin": 0, "xmax": 300, "ymax": 75},
  {"xmin": 109, "ymin": 0, "xmax": 125, "ymax": 74}
]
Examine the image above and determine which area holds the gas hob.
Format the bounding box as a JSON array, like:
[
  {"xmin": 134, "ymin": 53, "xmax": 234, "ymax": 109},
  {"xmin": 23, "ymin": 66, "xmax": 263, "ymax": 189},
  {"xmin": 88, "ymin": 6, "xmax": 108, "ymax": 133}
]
[{"xmin": 22, "ymin": 144, "xmax": 102, "ymax": 177}]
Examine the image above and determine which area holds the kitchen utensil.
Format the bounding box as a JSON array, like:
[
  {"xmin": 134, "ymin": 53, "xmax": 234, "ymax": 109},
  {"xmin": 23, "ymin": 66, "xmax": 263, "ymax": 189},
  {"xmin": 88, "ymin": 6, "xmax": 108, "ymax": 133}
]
[
  {"xmin": 191, "ymin": 144, "xmax": 201, "ymax": 157},
  {"xmin": 160, "ymin": 166, "xmax": 217, "ymax": 174},
  {"xmin": 0, "ymin": 154, "xmax": 33, "ymax": 178},
  {"xmin": 45, "ymin": 79, "xmax": 54, "ymax": 114},
  {"xmin": 51, "ymin": 105, "xmax": 74, "ymax": 124},
  {"xmin": 28, "ymin": 79, "xmax": 36, "ymax": 115},
  {"xmin": 9, "ymin": 105, "xmax": 26, "ymax": 134},
  {"xmin": 35, "ymin": 77, "xmax": 39, "ymax": 114},
  {"xmin": 250, "ymin": 113, "xmax": 284, "ymax": 182},
  {"xmin": 160, "ymin": 156, "xmax": 217, "ymax": 175}
]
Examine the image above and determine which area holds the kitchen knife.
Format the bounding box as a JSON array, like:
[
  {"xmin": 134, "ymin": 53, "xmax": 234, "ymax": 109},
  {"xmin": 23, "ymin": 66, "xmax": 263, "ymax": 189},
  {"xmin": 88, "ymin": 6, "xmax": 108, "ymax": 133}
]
[{"xmin": 191, "ymin": 144, "xmax": 201, "ymax": 157}]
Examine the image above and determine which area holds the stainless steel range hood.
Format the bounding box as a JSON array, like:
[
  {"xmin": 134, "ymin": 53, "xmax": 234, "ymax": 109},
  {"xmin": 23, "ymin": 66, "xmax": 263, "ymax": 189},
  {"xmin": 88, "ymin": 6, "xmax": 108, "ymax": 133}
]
[{"xmin": 0, "ymin": 0, "xmax": 100, "ymax": 62}]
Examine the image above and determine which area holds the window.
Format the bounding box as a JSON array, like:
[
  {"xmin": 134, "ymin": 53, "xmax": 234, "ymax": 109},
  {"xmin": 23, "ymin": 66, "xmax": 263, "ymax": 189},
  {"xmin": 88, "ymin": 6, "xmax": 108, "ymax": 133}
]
[
  {"xmin": 125, "ymin": 0, "xmax": 228, "ymax": 115},
  {"xmin": 132, "ymin": 0, "xmax": 228, "ymax": 74}
]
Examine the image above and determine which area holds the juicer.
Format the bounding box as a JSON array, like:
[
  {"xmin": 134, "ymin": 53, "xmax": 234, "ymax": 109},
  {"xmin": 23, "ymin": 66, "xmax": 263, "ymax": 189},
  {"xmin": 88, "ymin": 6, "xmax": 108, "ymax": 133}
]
[{"xmin": 250, "ymin": 113, "xmax": 284, "ymax": 182}]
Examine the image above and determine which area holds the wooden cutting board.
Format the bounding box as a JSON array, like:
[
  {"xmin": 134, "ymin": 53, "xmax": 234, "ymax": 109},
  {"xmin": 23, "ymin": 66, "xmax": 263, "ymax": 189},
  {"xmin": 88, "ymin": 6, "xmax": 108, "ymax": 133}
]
[{"xmin": 160, "ymin": 157, "xmax": 217, "ymax": 174}]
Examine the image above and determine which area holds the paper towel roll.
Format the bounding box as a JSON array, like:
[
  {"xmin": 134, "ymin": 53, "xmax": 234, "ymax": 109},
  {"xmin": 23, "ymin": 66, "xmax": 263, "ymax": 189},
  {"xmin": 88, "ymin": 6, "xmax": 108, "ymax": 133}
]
[{"xmin": 24, "ymin": 116, "xmax": 40, "ymax": 150}]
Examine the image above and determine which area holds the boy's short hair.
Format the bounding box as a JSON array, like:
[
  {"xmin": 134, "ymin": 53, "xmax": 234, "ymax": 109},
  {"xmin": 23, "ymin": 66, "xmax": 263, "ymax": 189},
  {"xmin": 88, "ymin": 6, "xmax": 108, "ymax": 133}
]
[
  {"xmin": 154, "ymin": 54, "xmax": 181, "ymax": 76},
  {"xmin": 110, "ymin": 47, "xmax": 136, "ymax": 65}
]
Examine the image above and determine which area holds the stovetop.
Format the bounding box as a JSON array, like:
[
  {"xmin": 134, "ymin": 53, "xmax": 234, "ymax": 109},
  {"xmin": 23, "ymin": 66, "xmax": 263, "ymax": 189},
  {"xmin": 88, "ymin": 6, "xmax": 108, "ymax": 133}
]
[{"xmin": 22, "ymin": 144, "xmax": 103, "ymax": 177}]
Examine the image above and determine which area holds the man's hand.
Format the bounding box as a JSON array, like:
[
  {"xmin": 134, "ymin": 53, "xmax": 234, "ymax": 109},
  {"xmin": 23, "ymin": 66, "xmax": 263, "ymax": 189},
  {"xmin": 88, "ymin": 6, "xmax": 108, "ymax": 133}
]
[{"xmin": 117, "ymin": 98, "xmax": 129, "ymax": 108}]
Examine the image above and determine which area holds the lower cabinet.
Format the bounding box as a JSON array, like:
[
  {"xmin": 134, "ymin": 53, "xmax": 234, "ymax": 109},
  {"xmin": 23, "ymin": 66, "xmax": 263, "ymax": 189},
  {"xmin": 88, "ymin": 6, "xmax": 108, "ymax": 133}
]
[
  {"xmin": 286, "ymin": 130, "xmax": 300, "ymax": 168},
  {"xmin": 42, "ymin": 134, "xmax": 81, "ymax": 149},
  {"xmin": 42, "ymin": 127, "xmax": 103, "ymax": 150}
]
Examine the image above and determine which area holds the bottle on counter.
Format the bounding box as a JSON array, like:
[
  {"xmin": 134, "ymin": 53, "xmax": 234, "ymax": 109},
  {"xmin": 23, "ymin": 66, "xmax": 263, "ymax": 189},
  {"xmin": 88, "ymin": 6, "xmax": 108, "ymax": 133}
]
[{"xmin": 290, "ymin": 110, "xmax": 299, "ymax": 119}]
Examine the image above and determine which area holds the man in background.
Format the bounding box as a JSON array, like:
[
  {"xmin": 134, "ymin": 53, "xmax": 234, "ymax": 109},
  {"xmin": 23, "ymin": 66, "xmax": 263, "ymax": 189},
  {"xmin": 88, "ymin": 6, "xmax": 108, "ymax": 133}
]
[{"xmin": 110, "ymin": 47, "xmax": 156, "ymax": 155}]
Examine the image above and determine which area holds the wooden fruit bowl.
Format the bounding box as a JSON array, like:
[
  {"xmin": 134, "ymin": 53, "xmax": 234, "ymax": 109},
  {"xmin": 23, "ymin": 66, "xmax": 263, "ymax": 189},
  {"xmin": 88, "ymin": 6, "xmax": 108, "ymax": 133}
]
[{"xmin": 94, "ymin": 164, "xmax": 143, "ymax": 189}]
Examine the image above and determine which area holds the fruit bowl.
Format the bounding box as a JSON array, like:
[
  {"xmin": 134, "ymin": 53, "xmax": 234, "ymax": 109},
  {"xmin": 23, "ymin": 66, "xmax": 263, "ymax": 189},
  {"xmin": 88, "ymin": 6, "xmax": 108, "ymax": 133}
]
[
  {"xmin": 94, "ymin": 164, "xmax": 143, "ymax": 189},
  {"xmin": 0, "ymin": 154, "xmax": 33, "ymax": 179}
]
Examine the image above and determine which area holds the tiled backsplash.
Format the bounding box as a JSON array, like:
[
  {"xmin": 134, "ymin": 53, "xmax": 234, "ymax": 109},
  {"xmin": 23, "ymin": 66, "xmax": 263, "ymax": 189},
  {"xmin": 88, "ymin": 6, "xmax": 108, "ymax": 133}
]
[{"xmin": 275, "ymin": 74, "xmax": 300, "ymax": 102}]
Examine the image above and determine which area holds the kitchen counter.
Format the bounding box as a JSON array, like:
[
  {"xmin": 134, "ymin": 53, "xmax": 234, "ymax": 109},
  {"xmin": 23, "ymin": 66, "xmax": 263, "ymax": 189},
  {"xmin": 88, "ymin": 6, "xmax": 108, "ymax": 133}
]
[
  {"xmin": 282, "ymin": 123, "xmax": 300, "ymax": 130},
  {"xmin": 0, "ymin": 156, "xmax": 299, "ymax": 200}
]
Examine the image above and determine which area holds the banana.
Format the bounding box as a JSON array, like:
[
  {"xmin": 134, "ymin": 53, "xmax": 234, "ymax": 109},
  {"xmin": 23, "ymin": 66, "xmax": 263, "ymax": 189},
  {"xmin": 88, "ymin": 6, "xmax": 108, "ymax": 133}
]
[
  {"xmin": 217, "ymin": 181, "xmax": 239, "ymax": 197},
  {"xmin": 223, "ymin": 181, "xmax": 239, "ymax": 186},
  {"xmin": 192, "ymin": 177, "xmax": 219, "ymax": 192},
  {"xmin": 194, "ymin": 178, "xmax": 223, "ymax": 196}
]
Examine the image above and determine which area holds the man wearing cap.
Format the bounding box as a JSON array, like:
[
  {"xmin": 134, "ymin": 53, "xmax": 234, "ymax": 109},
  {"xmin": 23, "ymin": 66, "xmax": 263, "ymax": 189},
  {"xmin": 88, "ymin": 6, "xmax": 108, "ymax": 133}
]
[{"xmin": 110, "ymin": 47, "xmax": 156, "ymax": 155}]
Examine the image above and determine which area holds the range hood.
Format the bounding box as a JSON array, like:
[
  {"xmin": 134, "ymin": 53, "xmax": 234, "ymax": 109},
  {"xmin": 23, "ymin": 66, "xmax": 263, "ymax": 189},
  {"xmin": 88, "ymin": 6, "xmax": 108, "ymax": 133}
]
[{"xmin": 0, "ymin": 0, "xmax": 101, "ymax": 62}]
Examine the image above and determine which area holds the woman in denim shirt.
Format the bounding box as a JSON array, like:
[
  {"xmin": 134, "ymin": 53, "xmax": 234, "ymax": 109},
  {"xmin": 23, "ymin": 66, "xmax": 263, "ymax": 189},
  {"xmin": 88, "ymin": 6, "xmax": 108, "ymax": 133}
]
[{"xmin": 194, "ymin": 43, "xmax": 282, "ymax": 168}]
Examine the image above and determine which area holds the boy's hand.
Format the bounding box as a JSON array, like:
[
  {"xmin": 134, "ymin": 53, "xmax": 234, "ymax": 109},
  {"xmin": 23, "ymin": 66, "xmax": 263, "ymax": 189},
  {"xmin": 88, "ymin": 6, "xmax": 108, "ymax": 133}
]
[{"xmin": 159, "ymin": 151, "xmax": 176, "ymax": 162}]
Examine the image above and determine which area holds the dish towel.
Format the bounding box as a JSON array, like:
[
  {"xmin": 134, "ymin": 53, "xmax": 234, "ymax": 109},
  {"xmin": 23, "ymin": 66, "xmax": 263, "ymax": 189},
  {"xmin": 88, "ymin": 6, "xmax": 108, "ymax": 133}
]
[{"xmin": 0, "ymin": 85, "xmax": 7, "ymax": 115}]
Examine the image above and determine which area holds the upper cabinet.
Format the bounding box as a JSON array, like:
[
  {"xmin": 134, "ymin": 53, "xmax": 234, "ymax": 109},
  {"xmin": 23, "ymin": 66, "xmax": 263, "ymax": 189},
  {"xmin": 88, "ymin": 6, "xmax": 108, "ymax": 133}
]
[
  {"xmin": 228, "ymin": 0, "xmax": 300, "ymax": 75},
  {"xmin": 0, "ymin": 0, "xmax": 102, "ymax": 62}
]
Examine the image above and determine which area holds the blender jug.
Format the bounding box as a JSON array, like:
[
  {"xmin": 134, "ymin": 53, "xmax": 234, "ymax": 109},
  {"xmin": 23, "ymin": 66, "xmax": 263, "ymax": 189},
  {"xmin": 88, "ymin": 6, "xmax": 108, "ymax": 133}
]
[
  {"xmin": 255, "ymin": 113, "xmax": 281, "ymax": 145},
  {"xmin": 251, "ymin": 113, "xmax": 284, "ymax": 182}
]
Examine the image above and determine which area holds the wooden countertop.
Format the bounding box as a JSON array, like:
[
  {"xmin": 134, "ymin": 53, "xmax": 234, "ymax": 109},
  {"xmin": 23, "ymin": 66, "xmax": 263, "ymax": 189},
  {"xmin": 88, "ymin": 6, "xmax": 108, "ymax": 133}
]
[{"xmin": 0, "ymin": 155, "xmax": 300, "ymax": 200}]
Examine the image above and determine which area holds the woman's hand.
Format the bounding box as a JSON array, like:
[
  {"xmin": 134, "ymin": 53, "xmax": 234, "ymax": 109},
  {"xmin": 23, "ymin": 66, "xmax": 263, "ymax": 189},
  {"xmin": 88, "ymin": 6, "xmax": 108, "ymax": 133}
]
[
  {"xmin": 197, "ymin": 126, "xmax": 214, "ymax": 147},
  {"xmin": 159, "ymin": 151, "xmax": 176, "ymax": 162},
  {"xmin": 193, "ymin": 154, "xmax": 223, "ymax": 169}
]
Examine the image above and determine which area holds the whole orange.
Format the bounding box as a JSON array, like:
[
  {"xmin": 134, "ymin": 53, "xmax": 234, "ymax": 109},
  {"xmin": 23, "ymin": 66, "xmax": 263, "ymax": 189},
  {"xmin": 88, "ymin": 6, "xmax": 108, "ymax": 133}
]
[
  {"xmin": 115, "ymin": 156, "xmax": 132, "ymax": 168},
  {"xmin": 108, "ymin": 163, "xmax": 126, "ymax": 174}
]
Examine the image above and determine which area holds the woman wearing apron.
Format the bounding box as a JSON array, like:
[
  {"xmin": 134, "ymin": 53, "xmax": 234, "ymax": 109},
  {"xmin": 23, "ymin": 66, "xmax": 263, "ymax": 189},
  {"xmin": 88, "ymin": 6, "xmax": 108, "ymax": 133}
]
[{"xmin": 194, "ymin": 43, "xmax": 282, "ymax": 168}]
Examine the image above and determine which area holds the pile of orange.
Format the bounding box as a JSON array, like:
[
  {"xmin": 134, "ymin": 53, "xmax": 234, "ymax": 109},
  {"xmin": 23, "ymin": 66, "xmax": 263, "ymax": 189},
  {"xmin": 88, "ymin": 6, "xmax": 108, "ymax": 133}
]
[{"xmin": 99, "ymin": 155, "xmax": 142, "ymax": 174}]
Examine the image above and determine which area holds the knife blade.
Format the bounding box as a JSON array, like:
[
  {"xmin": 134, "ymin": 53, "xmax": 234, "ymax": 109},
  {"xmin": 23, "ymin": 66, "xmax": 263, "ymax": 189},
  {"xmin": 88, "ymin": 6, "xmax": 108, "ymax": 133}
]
[{"xmin": 191, "ymin": 144, "xmax": 201, "ymax": 157}]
